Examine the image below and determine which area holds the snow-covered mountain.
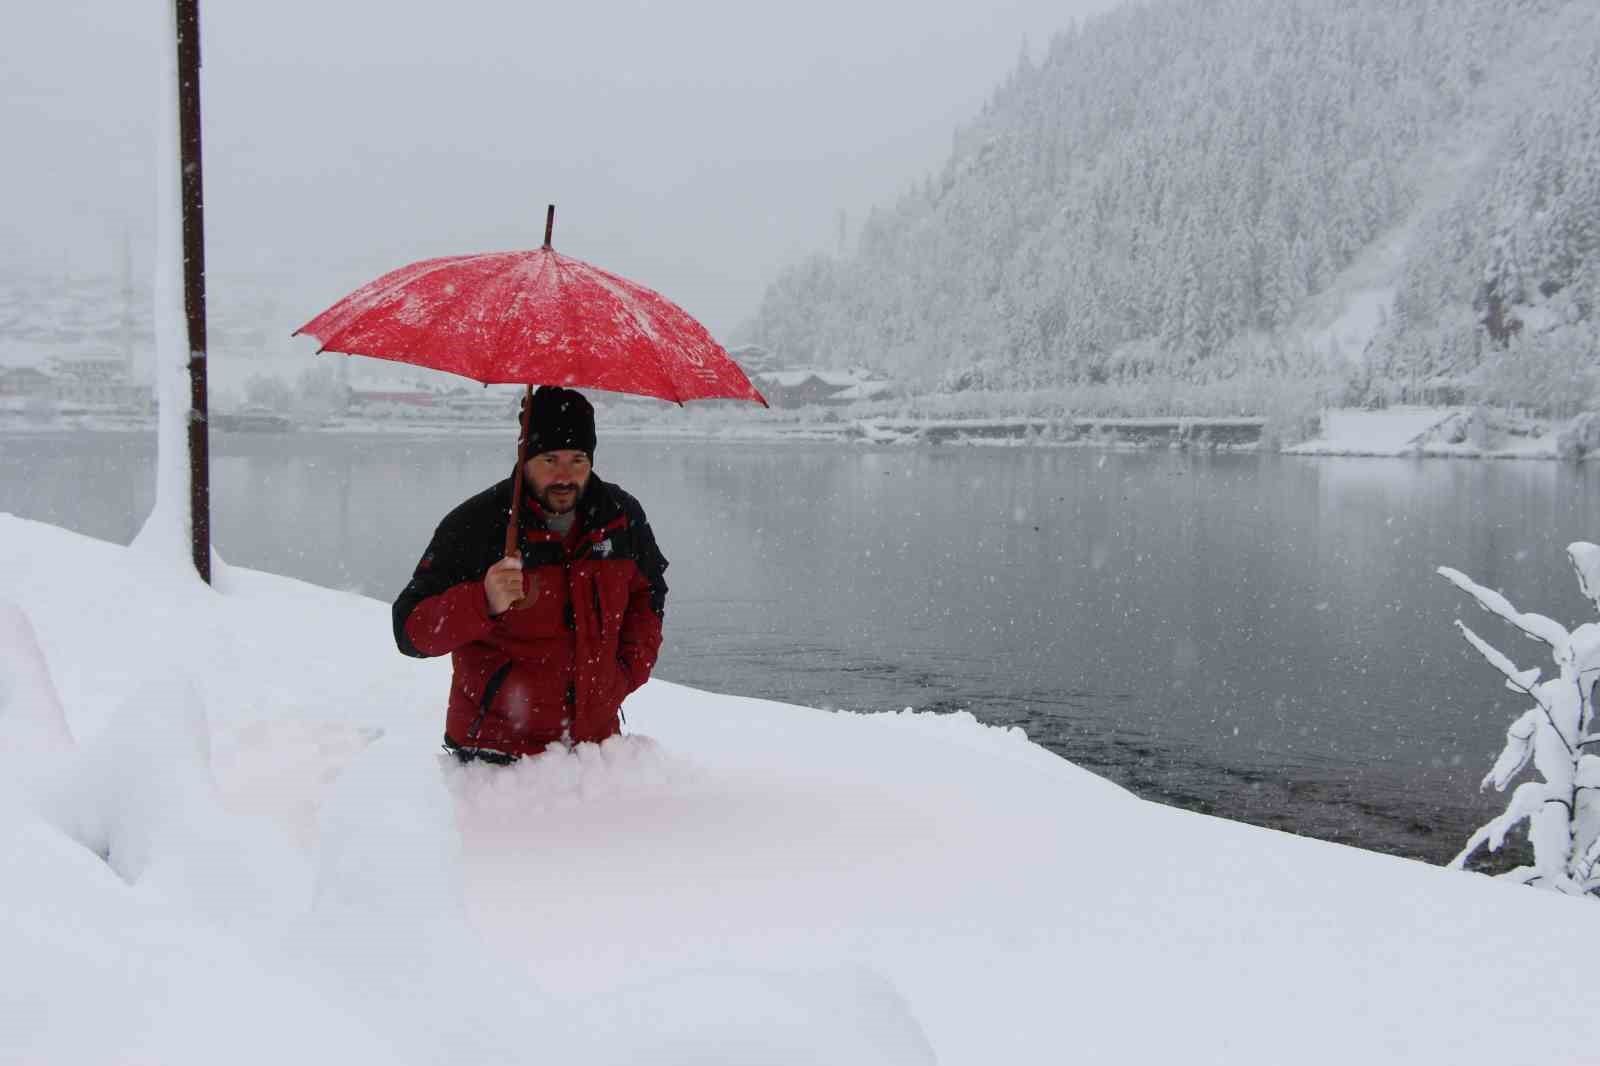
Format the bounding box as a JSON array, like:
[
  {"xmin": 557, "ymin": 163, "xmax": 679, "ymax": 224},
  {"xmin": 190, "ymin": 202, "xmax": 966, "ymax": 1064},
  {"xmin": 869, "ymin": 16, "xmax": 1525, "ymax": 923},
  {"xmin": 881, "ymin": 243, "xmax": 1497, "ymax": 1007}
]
[{"xmin": 740, "ymin": 0, "xmax": 1600, "ymax": 413}]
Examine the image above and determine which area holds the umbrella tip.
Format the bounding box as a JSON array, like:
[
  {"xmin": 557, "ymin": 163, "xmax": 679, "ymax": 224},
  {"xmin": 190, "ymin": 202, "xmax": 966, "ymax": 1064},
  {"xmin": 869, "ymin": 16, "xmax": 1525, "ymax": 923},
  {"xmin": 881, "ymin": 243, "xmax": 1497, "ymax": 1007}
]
[{"xmin": 543, "ymin": 204, "xmax": 555, "ymax": 249}]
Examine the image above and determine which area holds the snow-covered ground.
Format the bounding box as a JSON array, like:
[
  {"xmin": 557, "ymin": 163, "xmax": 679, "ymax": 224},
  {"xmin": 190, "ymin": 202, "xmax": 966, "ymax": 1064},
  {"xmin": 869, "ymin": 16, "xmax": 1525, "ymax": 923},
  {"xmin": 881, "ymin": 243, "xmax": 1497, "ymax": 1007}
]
[
  {"xmin": 1286, "ymin": 406, "xmax": 1561, "ymax": 458},
  {"xmin": 4, "ymin": 512, "xmax": 1599, "ymax": 1065},
  {"xmin": 1286, "ymin": 406, "xmax": 1462, "ymax": 456}
]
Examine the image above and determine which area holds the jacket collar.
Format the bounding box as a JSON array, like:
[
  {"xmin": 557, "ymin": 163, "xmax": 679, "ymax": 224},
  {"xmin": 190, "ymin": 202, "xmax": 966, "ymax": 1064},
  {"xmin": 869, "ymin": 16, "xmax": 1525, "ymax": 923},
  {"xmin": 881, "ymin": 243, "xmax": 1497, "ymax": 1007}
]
[
  {"xmin": 518, "ymin": 473, "xmax": 622, "ymax": 529},
  {"xmin": 513, "ymin": 476, "xmax": 628, "ymax": 561}
]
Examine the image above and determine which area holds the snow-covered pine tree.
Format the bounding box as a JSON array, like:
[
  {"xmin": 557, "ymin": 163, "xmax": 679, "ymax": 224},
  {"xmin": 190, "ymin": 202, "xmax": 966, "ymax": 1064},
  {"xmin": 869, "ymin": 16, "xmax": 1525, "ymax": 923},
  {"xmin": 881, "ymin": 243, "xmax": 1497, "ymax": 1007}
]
[
  {"xmin": 736, "ymin": 0, "xmax": 1599, "ymax": 412},
  {"xmin": 1438, "ymin": 544, "xmax": 1600, "ymax": 894}
]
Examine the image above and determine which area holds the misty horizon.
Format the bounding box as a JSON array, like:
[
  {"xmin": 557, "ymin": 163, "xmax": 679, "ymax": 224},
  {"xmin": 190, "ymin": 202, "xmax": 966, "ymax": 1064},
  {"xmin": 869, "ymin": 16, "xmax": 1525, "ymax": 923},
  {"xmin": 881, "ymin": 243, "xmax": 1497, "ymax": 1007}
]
[{"xmin": 2, "ymin": 0, "xmax": 1125, "ymax": 338}]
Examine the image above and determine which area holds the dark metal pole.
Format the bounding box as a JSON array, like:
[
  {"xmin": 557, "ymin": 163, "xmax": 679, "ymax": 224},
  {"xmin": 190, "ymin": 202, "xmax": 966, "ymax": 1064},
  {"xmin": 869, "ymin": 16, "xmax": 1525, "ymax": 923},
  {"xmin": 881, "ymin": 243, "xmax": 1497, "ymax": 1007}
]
[
  {"xmin": 543, "ymin": 204, "xmax": 555, "ymax": 249},
  {"xmin": 506, "ymin": 384, "xmax": 534, "ymax": 559},
  {"xmin": 502, "ymin": 384, "xmax": 535, "ymax": 612},
  {"xmin": 175, "ymin": 0, "xmax": 211, "ymax": 583}
]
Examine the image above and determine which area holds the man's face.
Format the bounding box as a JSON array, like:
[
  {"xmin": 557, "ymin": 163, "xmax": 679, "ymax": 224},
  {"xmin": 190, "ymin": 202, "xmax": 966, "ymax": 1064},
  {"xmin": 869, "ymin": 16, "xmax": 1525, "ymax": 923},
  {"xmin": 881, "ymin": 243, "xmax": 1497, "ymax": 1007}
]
[{"xmin": 525, "ymin": 449, "xmax": 592, "ymax": 514}]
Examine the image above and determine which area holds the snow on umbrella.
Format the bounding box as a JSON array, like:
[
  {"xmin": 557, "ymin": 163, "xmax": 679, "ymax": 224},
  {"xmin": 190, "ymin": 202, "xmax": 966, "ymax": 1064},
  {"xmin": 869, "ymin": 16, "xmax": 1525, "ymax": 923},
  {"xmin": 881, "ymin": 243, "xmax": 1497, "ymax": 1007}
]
[
  {"xmin": 293, "ymin": 206, "xmax": 768, "ymax": 556},
  {"xmin": 294, "ymin": 209, "xmax": 765, "ymax": 406}
]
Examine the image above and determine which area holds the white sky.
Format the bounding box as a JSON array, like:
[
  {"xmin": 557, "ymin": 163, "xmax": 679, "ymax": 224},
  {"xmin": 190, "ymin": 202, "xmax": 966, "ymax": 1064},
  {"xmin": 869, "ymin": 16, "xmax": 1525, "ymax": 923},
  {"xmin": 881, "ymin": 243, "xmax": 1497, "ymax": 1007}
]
[{"xmin": 2, "ymin": 0, "xmax": 1125, "ymax": 337}]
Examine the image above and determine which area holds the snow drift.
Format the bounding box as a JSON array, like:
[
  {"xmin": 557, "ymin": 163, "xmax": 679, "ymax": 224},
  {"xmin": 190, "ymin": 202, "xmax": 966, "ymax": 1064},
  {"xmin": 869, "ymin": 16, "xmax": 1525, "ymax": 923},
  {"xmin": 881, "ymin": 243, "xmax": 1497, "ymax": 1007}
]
[{"xmin": 3, "ymin": 511, "xmax": 1599, "ymax": 1064}]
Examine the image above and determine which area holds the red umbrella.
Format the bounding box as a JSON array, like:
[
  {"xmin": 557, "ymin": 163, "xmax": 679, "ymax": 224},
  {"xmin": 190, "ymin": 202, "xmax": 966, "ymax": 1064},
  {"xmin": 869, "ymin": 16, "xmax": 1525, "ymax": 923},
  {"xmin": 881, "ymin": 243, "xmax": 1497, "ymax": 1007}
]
[{"xmin": 294, "ymin": 206, "xmax": 767, "ymax": 557}]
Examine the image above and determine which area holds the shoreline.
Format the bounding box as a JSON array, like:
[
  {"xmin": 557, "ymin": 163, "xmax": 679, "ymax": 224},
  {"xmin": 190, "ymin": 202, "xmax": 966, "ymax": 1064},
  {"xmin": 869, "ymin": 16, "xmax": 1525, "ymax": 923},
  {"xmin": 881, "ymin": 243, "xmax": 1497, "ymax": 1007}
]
[
  {"xmin": 0, "ymin": 404, "xmax": 1584, "ymax": 460},
  {"xmin": 4, "ymin": 512, "xmax": 1590, "ymax": 1063}
]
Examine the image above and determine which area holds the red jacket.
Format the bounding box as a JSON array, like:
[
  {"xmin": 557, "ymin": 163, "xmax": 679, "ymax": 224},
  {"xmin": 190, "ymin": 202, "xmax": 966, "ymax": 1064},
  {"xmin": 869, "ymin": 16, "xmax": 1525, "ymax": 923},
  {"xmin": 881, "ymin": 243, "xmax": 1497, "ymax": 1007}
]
[{"xmin": 392, "ymin": 475, "xmax": 667, "ymax": 756}]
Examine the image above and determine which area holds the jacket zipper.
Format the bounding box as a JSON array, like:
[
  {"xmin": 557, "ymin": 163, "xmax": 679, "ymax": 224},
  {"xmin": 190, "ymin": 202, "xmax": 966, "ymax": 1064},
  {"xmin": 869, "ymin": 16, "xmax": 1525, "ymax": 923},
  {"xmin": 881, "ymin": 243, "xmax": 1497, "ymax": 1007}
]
[{"xmin": 466, "ymin": 661, "xmax": 514, "ymax": 742}]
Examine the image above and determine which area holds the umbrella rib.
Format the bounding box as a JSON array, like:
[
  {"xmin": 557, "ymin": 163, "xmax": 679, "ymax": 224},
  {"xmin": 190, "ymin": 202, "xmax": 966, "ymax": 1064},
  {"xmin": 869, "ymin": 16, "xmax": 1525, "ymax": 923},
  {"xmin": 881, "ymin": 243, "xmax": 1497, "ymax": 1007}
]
[
  {"xmin": 570, "ymin": 260, "xmax": 687, "ymax": 403},
  {"xmin": 321, "ymin": 254, "xmax": 506, "ymax": 357},
  {"xmin": 301, "ymin": 257, "xmax": 462, "ymax": 344},
  {"xmin": 558, "ymin": 256, "xmax": 599, "ymax": 395},
  {"xmin": 550, "ymin": 254, "xmax": 604, "ymax": 394},
  {"xmin": 527, "ymin": 252, "xmax": 564, "ymax": 387},
  {"xmin": 481, "ymin": 254, "xmax": 547, "ymax": 385}
]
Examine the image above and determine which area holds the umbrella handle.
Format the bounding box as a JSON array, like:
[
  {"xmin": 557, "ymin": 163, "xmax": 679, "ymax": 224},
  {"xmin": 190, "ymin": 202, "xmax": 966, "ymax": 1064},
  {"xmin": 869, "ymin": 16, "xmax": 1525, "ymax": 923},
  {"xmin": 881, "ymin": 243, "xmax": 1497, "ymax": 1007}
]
[{"xmin": 503, "ymin": 384, "xmax": 534, "ymax": 608}]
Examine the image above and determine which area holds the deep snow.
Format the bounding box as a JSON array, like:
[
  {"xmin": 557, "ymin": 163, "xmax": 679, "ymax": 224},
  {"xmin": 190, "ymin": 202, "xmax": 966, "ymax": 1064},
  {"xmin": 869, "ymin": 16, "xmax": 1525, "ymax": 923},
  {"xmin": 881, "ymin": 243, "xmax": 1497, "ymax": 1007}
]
[
  {"xmin": 3, "ymin": 512, "xmax": 1600, "ymax": 1064},
  {"xmin": 1286, "ymin": 405, "xmax": 1562, "ymax": 458}
]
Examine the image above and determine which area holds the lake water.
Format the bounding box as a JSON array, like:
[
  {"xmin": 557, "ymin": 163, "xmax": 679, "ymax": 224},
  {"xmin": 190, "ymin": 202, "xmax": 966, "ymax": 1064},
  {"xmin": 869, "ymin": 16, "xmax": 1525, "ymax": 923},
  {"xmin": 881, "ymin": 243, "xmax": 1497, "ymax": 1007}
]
[{"xmin": 7, "ymin": 428, "xmax": 1600, "ymax": 864}]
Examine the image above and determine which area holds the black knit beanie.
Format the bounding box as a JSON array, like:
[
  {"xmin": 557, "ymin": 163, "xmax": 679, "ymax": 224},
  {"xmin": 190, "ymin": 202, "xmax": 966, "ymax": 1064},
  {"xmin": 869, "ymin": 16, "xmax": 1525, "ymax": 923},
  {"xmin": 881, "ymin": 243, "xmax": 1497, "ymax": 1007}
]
[{"xmin": 523, "ymin": 386, "xmax": 596, "ymax": 457}]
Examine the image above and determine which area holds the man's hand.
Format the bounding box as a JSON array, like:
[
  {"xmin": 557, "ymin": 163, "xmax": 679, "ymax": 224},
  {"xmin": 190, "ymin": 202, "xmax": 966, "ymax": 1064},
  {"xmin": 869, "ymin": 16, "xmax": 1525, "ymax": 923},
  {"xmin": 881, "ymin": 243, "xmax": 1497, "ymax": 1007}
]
[{"xmin": 484, "ymin": 556, "xmax": 532, "ymax": 616}]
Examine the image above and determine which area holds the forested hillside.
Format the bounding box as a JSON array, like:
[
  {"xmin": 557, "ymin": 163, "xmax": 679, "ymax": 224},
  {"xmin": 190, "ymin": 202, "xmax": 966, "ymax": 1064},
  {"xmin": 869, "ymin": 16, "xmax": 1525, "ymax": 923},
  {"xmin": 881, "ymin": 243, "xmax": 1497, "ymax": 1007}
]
[
  {"xmin": 1374, "ymin": 37, "xmax": 1600, "ymax": 415},
  {"xmin": 740, "ymin": 0, "xmax": 1600, "ymax": 416}
]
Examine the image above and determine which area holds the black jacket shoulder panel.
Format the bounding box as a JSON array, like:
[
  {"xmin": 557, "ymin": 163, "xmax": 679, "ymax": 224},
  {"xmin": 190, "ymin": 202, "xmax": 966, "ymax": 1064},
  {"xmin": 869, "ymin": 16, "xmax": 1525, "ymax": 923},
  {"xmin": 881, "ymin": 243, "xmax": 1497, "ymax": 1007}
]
[
  {"xmin": 593, "ymin": 477, "xmax": 669, "ymax": 617},
  {"xmin": 392, "ymin": 479, "xmax": 512, "ymax": 657},
  {"xmin": 437, "ymin": 479, "xmax": 513, "ymax": 543}
]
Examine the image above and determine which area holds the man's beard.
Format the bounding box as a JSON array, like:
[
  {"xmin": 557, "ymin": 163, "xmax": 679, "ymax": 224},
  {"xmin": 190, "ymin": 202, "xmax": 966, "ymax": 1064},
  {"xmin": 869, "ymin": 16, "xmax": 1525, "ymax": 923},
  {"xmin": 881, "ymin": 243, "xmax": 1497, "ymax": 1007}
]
[{"xmin": 537, "ymin": 482, "xmax": 581, "ymax": 514}]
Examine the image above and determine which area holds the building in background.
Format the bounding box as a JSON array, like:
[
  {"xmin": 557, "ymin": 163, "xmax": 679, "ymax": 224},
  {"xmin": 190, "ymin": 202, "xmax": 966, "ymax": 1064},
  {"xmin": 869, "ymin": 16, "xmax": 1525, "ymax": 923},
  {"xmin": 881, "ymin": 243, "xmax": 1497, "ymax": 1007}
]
[
  {"xmin": 345, "ymin": 388, "xmax": 438, "ymax": 417},
  {"xmin": 442, "ymin": 386, "xmax": 521, "ymax": 421},
  {"xmin": 47, "ymin": 354, "xmax": 151, "ymax": 412},
  {"xmin": 0, "ymin": 366, "xmax": 53, "ymax": 401},
  {"xmin": 727, "ymin": 344, "xmax": 785, "ymax": 378},
  {"xmin": 753, "ymin": 366, "xmax": 893, "ymax": 408}
]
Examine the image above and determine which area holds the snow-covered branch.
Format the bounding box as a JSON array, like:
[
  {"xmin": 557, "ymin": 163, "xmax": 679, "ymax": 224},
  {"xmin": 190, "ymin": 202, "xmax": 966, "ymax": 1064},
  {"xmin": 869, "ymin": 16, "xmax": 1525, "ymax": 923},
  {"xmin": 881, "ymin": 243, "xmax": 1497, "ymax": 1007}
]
[
  {"xmin": 1436, "ymin": 567, "xmax": 1569, "ymax": 652},
  {"xmin": 1480, "ymin": 709, "xmax": 1537, "ymax": 792},
  {"xmin": 1568, "ymin": 544, "xmax": 1600, "ymax": 615},
  {"xmin": 1451, "ymin": 620, "xmax": 1543, "ymax": 696},
  {"xmin": 1449, "ymin": 781, "xmax": 1546, "ymax": 870},
  {"xmin": 1439, "ymin": 548, "xmax": 1600, "ymax": 896}
]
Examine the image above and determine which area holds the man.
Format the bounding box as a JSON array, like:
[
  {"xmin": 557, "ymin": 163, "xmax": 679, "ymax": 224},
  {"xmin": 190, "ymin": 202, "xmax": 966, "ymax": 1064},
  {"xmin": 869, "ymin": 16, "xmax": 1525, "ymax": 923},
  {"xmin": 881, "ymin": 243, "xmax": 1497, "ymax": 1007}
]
[{"xmin": 393, "ymin": 386, "xmax": 668, "ymax": 762}]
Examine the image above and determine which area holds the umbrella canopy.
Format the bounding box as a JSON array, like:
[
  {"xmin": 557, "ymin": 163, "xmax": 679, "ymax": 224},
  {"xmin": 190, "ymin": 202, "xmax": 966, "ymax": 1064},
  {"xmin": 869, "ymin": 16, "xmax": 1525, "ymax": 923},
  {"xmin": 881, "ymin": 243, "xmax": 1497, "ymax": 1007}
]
[
  {"xmin": 293, "ymin": 208, "xmax": 766, "ymax": 568},
  {"xmin": 293, "ymin": 247, "xmax": 766, "ymax": 407}
]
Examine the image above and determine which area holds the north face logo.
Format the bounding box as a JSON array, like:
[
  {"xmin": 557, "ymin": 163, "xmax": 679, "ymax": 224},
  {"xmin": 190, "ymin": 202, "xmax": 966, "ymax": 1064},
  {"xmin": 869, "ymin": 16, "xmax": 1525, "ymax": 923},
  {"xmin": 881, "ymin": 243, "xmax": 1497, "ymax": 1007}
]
[{"xmin": 593, "ymin": 539, "xmax": 613, "ymax": 558}]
